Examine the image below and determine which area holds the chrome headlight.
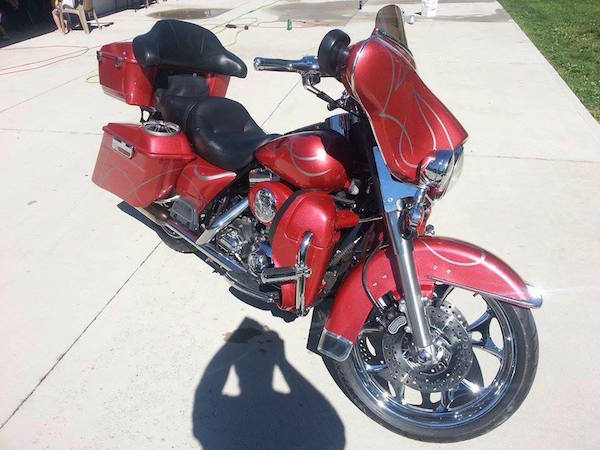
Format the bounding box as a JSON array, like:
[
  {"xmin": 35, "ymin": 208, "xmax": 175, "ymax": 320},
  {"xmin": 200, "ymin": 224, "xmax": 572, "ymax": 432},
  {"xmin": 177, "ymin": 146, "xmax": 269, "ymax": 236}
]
[
  {"xmin": 253, "ymin": 188, "xmax": 277, "ymax": 223},
  {"xmin": 419, "ymin": 146, "xmax": 464, "ymax": 199}
]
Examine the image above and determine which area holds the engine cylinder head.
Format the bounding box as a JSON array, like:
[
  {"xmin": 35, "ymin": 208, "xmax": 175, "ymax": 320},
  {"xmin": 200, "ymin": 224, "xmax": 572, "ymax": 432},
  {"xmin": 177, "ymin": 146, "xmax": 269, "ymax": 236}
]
[{"xmin": 248, "ymin": 250, "xmax": 271, "ymax": 275}]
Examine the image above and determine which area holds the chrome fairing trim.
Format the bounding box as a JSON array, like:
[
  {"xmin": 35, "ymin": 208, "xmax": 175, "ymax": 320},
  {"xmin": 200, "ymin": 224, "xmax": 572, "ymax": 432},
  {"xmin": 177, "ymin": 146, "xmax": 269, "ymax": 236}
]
[
  {"xmin": 349, "ymin": 38, "xmax": 369, "ymax": 94},
  {"xmin": 318, "ymin": 329, "xmax": 353, "ymax": 361},
  {"xmin": 372, "ymin": 147, "xmax": 418, "ymax": 209},
  {"xmin": 429, "ymin": 278, "xmax": 544, "ymax": 309}
]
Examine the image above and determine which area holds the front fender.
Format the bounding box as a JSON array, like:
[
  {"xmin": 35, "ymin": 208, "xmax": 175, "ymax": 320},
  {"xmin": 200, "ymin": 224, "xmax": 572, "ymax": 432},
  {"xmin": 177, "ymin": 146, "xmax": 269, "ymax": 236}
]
[{"xmin": 318, "ymin": 236, "xmax": 542, "ymax": 361}]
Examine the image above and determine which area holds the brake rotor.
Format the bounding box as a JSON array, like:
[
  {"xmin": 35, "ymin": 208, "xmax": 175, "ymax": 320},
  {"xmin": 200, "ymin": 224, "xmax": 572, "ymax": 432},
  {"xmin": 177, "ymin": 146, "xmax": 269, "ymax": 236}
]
[
  {"xmin": 438, "ymin": 298, "xmax": 469, "ymax": 329},
  {"xmin": 382, "ymin": 305, "xmax": 473, "ymax": 393}
]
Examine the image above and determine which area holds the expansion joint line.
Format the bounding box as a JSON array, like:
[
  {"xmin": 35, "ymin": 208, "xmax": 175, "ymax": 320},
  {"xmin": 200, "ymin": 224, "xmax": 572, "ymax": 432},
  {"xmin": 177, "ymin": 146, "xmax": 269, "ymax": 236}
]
[{"xmin": 0, "ymin": 242, "xmax": 161, "ymax": 430}]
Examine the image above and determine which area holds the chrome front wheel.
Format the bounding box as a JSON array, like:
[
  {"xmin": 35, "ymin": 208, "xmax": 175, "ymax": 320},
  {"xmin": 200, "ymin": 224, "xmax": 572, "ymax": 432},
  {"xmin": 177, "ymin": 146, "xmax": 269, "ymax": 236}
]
[{"xmin": 324, "ymin": 285, "xmax": 538, "ymax": 442}]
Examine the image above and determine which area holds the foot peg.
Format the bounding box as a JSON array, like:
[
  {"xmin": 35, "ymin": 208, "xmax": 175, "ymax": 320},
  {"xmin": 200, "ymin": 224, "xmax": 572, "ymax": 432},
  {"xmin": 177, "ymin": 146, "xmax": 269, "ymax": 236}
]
[
  {"xmin": 260, "ymin": 266, "xmax": 311, "ymax": 283},
  {"xmin": 260, "ymin": 232, "xmax": 313, "ymax": 316}
]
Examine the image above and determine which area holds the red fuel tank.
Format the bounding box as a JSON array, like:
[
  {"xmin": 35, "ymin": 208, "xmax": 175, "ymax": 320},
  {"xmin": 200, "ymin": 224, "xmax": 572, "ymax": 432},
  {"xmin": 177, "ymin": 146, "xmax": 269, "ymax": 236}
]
[{"xmin": 255, "ymin": 131, "xmax": 351, "ymax": 191}]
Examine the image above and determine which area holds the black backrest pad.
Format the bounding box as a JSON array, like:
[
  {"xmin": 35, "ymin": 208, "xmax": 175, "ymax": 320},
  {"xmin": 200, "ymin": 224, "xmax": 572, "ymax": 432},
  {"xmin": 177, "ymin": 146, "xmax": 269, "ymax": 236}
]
[{"xmin": 132, "ymin": 20, "xmax": 247, "ymax": 78}]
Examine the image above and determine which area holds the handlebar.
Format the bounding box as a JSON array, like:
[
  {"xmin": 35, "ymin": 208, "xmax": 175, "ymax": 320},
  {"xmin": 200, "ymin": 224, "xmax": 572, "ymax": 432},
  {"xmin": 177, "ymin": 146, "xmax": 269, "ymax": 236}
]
[
  {"xmin": 253, "ymin": 56, "xmax": 319, "ymax": 74},
  {"xmin": 252, "ymin": 32, "xmax": 360, "ymax": 117}
]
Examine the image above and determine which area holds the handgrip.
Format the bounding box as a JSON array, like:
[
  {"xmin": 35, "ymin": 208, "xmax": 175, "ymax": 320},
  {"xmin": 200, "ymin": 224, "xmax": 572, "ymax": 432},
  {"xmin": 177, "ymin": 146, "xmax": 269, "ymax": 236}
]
[{"xmin": 253, "ymin": 56, "xmax": 319, "ymax": 74}]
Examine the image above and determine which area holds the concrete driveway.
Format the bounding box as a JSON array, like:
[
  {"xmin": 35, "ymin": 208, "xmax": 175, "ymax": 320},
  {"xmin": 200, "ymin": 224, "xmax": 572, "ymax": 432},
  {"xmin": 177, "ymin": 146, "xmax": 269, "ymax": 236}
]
[{"xmin": 1, "ymin": 0, "xmax": 599, "ymax": 448}]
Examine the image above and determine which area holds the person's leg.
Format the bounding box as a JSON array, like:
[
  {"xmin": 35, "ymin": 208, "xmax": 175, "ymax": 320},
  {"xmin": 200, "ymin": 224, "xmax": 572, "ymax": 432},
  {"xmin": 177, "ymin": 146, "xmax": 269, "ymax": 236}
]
[
  {"xmin": 65, "ymin": 12, "xmax": 73, "ymax": 32},
  {"xmin": 51, "ymin": 8, "xmax": 63, "ymax": 32}
]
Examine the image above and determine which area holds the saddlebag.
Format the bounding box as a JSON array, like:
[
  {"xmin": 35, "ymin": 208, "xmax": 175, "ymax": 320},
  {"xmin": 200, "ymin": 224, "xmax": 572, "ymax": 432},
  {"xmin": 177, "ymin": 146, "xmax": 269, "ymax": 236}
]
[
  {"xmin": 97, "ymin": 42, "xmax": 157, "ymax": 107},
  {"xmin": 92, "ymin": 122, "xmax": 195, "ymax": 207}
]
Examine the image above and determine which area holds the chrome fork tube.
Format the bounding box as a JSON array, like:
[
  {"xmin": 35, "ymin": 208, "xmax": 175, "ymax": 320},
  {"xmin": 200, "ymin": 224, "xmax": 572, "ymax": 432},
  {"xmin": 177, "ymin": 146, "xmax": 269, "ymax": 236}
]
[
  {"xmin": 384, "ymin": 208, "xmax": 433, "ymax": 352},
  {"xmin": 372, "ymin": 146, "xmax": 435, "ymax": 359}
]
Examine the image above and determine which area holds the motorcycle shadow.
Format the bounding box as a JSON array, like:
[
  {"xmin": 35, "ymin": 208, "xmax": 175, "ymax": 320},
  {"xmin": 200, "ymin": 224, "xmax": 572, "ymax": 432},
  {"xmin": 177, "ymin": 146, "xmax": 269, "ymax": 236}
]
[{"xmin": 192, "ymin": 317, "xmax": 346, "ymax": 450}]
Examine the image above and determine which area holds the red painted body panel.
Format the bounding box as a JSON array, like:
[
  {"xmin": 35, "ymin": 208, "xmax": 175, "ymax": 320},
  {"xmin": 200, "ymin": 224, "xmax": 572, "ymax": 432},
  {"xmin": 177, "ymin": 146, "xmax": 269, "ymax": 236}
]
[
  {"xmin": 325, "ymin": 236, "xmax": 533, "ymax": 342},
  {"xmin": 98, "ymin": 42, "xmax": 231, "ymax": 107},
  {"xmin": 98, "ymin": 42, "xmax": 156, "ymax": 107},
  {"xmin": 344, "ymin": 36, "xmax": 468, "ymax": 183},
  {"xmin": 334, "ymin": 209, "xmax": 360, "ymax": 229},
  {"xmin": 271, "ymin": 192, "xmax": 341, "ymax": 311},
  {"xmin": 175, "ymin": 158, "xmax": 236, "ymax": 213},
  {"xmin": 255, "ymin": 131, "xmax": 351, "ymax": 191},
  {"xmin": 248, "ymin": 181, "xmax": 293, "ymax": 226},
  {"xmin": 205, "ymin": 73, "xmax": 231, "ymax": 97},
  {"xmin": 92, "ymin": 123, "xmax": 195, "ymax": 207}
]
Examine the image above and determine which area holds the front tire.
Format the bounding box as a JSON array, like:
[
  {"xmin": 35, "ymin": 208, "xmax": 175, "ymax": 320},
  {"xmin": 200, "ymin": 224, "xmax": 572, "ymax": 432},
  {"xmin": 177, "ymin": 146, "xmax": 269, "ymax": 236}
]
[{"xmin": 323, "ymin": 289, "xmax": 538, "ymax": 442}]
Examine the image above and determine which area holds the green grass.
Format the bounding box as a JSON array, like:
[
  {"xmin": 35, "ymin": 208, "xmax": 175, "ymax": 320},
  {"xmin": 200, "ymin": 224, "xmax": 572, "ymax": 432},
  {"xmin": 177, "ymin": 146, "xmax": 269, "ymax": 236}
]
[{"xmin": 500, "ymin": 0, "xmax": 600, "ymax": 121}]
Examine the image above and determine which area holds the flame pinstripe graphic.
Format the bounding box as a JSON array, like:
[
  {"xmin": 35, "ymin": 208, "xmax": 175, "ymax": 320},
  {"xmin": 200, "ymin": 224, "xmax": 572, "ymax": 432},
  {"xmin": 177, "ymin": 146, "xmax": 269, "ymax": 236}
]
[
  {"xmin": 380, "ymin": 46, "xmax": 417, "ymax": 169},
  {"xmin": 414, "ymin": 89, "xmax": 454, "ymax": 150},
  {"xmin": 347, "ymin": 34, "xmax": 467, "ymax": 181},
  {"xmin": 284, "ymin": 138, "xmax": 331, "ymax": 177},
  {"xmin": 94, "ymin": 159, "xmax": 182, "ymax": 205},
  {"xmin": 192, "ymin": 166, "xmax": 234, "ymax": 181},
  {"xmin": 419, "ymin": 239, "xmax": 486, "ymax": 267}
]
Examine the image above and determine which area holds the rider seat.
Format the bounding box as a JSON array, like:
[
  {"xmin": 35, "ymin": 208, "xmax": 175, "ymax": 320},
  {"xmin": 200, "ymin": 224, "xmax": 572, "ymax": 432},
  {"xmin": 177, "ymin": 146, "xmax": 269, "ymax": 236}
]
[
  {"xmin": 134, "ymin": 20, "xmax": 273, "ymax": 170},
  {"xmin": 158, "ymin": 95, "xmax": 278, "ymax": 171},
  {"xmin": 132, "ymin": 20, "xmax": 247, "ymax": 78}
]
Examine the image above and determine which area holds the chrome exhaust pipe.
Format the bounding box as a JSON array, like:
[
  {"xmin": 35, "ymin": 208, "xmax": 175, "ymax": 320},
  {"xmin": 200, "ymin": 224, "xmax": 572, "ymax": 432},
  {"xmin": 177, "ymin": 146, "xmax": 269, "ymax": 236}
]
[
  {"xmin": 136, "ymin": 204, "xmax": 245, "ymax": 273},
  {"xmin": 138, "ymin": 203, "xmax": 169, "ymax": 226},
  {"xmin": 196, "ymin": 198, "xmax": 249, "ymax": 245}
]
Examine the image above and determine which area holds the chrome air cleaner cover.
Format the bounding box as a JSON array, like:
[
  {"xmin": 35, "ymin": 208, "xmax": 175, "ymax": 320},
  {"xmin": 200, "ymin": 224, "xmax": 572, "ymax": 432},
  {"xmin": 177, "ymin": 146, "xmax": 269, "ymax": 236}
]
[{"xmin": 253, "ymin": 188, "xmax": 277, "ymax": 223}]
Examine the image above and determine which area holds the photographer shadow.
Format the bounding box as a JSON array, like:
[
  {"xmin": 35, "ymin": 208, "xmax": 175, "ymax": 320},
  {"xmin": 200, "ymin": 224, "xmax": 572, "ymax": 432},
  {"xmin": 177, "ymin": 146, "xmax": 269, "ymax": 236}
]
[{"xmin": 192, "ymin": 317, "xmax": 346, "ymax": 450}]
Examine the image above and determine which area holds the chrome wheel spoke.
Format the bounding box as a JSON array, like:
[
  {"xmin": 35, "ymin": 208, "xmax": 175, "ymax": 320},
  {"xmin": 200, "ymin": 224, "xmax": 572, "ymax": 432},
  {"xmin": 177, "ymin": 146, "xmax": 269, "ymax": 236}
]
[
  {"xmin": 472, "ymin": 336, "xmax": 504, "ymax": 360},
  {"xmin": 420, "ymin": 392, "xmax": 435, "ymax": 409},
  {"xmin": 467, "ymin": 309, "xmax": 493, "ymax": 334},
  {"xmin": 388, "ymin": 378, "xmax": 406, "ymax": 401},
  {"xmin": 433, "ymin": 285, "xmax": 454, "ymax": 307},
  {"xmin": 365, "ymin": 362, "xmax": 388, "ymax": 374},
  {"xmin": 460, "ymin": 378, "xmax": 483, "ymax": 395},
  {"xmin": 468, "ymin": 308, "xmax": 504, "ymax": 361},
  {"xmin": 434, "ymin": 390, "xmax": 453, "ymax": 412}
]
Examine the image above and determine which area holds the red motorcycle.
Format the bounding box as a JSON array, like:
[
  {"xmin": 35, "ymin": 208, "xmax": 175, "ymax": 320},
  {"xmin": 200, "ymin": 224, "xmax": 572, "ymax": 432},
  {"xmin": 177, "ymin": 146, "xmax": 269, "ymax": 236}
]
[{"xmin": 93, "ymin": 5, "xmax": 541, "ymax": 442}]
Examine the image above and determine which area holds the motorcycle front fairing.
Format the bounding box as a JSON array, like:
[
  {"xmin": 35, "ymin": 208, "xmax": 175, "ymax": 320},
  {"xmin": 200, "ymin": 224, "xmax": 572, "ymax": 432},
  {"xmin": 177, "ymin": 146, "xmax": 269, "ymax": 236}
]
[
  {"xmin": 342, "ymin": 31, "xmax": 468, "ymax": 183},
  {"xmin": 318, "ymin": 23, "xmax": 542, "ymax": 362}
]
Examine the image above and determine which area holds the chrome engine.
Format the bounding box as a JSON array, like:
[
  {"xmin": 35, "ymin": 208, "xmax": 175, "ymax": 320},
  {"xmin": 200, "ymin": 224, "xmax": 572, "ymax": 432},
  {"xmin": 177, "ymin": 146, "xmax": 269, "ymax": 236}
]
[{"xmin": 215, "ymin": 214, "xmax": 273, "ymax": 277}]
